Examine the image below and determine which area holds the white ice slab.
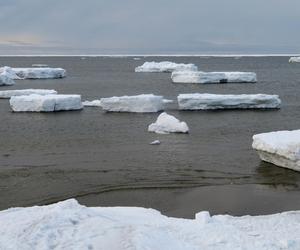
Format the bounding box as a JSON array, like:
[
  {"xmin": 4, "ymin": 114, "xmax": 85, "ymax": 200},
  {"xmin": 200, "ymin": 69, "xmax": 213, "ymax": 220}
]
[
  {"xmin": 171, "ymin": 71, "xmax": 257, "ymax": 83},
  {"xmin": 148, "ymin": 112, "xmax": 189, "ymax": 134},
  {"xmin": 252, "ymin": 130, "xmax": 300, "ymax": 171},
  {"xmin": 0, "ymin": 66, "xmax": 17, "ymax": 85},
  {"xmin": 0, "ymin": 89, "xmax": 57, "ymax": 98},
  {"xmin": 178, "ymin": 93, "xmax": 281, "ymax": 110},
  {"xmin": 1, "ymin": 199, "xmax": 300, "ymax": 250},
  {"xmin": 289, "ymin": 57, "xmax": 300, "ymax": 63},
  {"xmin": 0, "ymin": 66, "xmax": 66, "ymax": 79},
  {"xmin": 32, "ymin": 64, "xmax": 49, "ymax": 67},
  {"xmin": 100, "ymin": 94, "xmax": 165, "ymax": 113},
  {"xmin": 82, "ymin": 100, "xmax": 102, "ymax": 107},
  {"xmin": 10, "ymin": 94, "xmax": 83, "ymax": 112},
  {"xmin": 135, "ymin": 61, "xmax": 198, "ymax": 72}
]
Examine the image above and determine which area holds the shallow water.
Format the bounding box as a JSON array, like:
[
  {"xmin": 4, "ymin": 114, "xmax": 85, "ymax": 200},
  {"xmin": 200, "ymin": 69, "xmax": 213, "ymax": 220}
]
[{"xmin": 1, "ymin": 56, "xmax": 300, "ymax": 218}]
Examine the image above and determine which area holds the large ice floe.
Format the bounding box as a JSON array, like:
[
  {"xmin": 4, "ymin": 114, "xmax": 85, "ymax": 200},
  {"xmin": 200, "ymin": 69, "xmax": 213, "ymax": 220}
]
[
  {"xmin": 148, "ymin": 112, "xmax": 189, "ymax": 134},
  {"xmin": 100, "ymin": 94, "xmax": 166, "ymax": 113},
  {"xmin": 1, "ymin": 199, "xmax": 300, "ymax": 250},
  {"xmin": 0, "ymin": 67, "xmax": 16, "ymax": 86},
  {"xmin": 177, "ymin": 93, "xmax": 281, "ymax": 110},
  {"xmin": 171, "ymin": 71, "xmax": 257, "ymax": 83},
  {"xmin": 0, "ymin": 89, "xmax": 57, "ymax": 98},
  {"xmin": 0, "ymin": 66, "xmax": 66, "ymax": 79},
  {"xmin": 135, "ymin": 61, "xmax": 198, "ymax": 73},
  {"xmin": 289, "ymin": 57, "xmax": 300, "ymax": 63},
  {"xmin": 10, "ymin": 94, "xmax": 83, "ymax": 112},
  {"xmin": 252, "ymin": 129, "xmax": 300, "ymax": 171}
]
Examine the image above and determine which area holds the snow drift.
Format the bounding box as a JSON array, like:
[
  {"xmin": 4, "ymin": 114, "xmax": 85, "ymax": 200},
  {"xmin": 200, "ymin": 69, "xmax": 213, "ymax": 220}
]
[
  {"xmin": 0, "ymin": 89, "xmax": 57, "ymax": 98},
  {"xmin": 135, "ymin": 61, "xmax": 198, "ymax": 73},
  {"xmin": 177, "ymin": 93, "xmax": 281, "ymax": 110}
]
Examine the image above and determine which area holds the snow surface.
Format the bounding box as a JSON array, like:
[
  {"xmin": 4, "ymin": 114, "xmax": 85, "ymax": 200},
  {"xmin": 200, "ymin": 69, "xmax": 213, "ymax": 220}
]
[
  {"xmin": 178, "ymin": 93, "xmax": 281, "ymax": 110},
  {"xmin": 289, "ymin": 57, "xmax": 300, "ymax": 63},
  {"xmin": 0, "ymin": 89, "xmax": 57, "ymax": 98},
  {"xmin": 135, "ymin": 61, "xmax": 198, "ymax": 73},
  {"xmin": 0, "ymin": 66, "xmax": 66, "ymax": 79},
  {"xmin": 148, "ymin": 112, "xmax": 189, "ymax": 134},
  {"xmin": 82, "ymin": 100, "xmax": 102, "ymax": 107},
  {"xmin": 100, "ymin": 94, "xmax": 165, "ymax": 113},
  {"xmin": 171, "ymin": 71, "xmax": 257, "ymax": 83},
  {"xmin": 1, "ymin": 199, "xmax": 300, "ymax": 250},
  {"xmin": 252, "ymin": 130, "xmax": 300, "ymax": 171},
  {"xmin": 10, "ymin": 94, "xmax": 83, "ymax": 112}
]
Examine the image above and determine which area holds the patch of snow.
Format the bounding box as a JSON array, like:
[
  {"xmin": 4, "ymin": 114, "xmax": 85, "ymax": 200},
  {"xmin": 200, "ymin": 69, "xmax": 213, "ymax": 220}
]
[
  {"xmin": 252, "ymin": 129, "xmax": 300, "ymax": 171},
  {"xmin": 100, "ymin": 94, "xmax": 165, "ymax": 113},
  {"xmin": 171, "ymin": 71, "xmax": 257, "ymax": 83},
  {"xmin": 178, "ymin": 93, "xmax": 281, "ymax": 110},
  {"xmin": 135, "ymin": 61, "xmax": 198, "ymax": 73},
  {"xmin": 150, "ymin": 140, "xmax": 161, "ymax": 145},
  {"xmin": 289, "ymin": 57, "xmax": 300, "ymax": 63},
  {"xmin": 1, "ymin": 199, "xmax": 300, "ymax": 250},
  {"xmin": 0, "ymin": 89, "xmax": 57, "ymax": 98},
  {"xmin": 10, "ymin": 94, "xmax": 83, "ymax": 112},
  {"xmin": 82, "ymin": 100, "xmax": 102, "ymax": 107},
  {"xmin": 148, "ymin": 112, "xmax": 189, "ymax": 134}
]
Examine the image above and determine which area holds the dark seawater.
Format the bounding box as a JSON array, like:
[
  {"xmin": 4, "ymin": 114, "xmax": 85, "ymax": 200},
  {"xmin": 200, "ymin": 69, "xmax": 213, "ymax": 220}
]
[{"xmin": 1, "ymin": 56, "xmax": 300, "ymax": 218}]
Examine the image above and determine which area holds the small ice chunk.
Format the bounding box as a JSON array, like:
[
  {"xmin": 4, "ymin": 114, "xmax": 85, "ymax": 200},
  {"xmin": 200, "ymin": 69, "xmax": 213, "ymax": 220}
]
[
  {"xmin": 289, "ymin": 57, "xmax": 300, "ymax": 63},
  {"xmin": 82, "ymin": 100, "xmax": 102, "ymax": 107},
  {"xmin": 0, "ymin": 89, "xmax": 57, "ymax": 98},
  {"xmin": 171, "ymin": 71, "xmax": 257, "ymax": 83},
  {"xmin": 252, "ymin": 130, "xmax": 300, "ymax": 171},
  {"xmin": 178, "ymin": 93, "xmax": 281, "ymax": 110},
  {"xmin": 133, "ymin": 57, "xmax": 141, "ymax": 60},
  {"xmin": 148, "ymin": 112, "xmax": 189, "ymax": 134},
  {"xmin": 100, "ymin": 94, "xmax": 164, "ymax": 113},
  {"xmin": 150, "ymin": 140, "xmax": 161, "ymax": 145},
  {"xmin": 32, "ymin": 64, "xmax": 49, "ymax": 67},
  {"xmin": 0, "ymin": 67, "xmax": 66, "ymax": 79},
  {"xmin": 135, "ymin": 61, "xmax": 198, "ymax": 73},
  {"xmin": 195, "ymin": 211, "xmax": 211, "ymax": 224},
  {"xmin": 10, "ymin": 94, "xmax": 83, "ymax": 112}
]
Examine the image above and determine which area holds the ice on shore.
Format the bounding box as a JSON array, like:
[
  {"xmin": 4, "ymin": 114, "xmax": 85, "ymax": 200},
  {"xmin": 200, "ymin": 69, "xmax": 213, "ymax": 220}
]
[
  {"xmin": 178, "ymin": 93, "xmax": 281, "ymax": 110},
  {"xmin": 135, "ymin": 61, "xmax": 198, "ymax": 73},
  {"xmin": 148, "ymin": 112, "xmax": 189, "ymax": 134},
  {"xmin": 0, "ymin": 89, "xmax": 57, "ymax": 98},
  {"xmin": 252, "ymin": 130, "xmax": 300, "ymax": 171},
  {"xmin": 0, "ymin": 67, "xmax": 17, "ymax": 85},
  {"xmin": 289, "ymin": 57, "xmax": 300, "ymax": 63},
  {"xmin": 82, "ymin": 100, "xmax": 102, "ymax": 107},
  {"xmin": 171, "ymin": 71, "xmax": 257, "ymax": 83},
  {"xmin": 10, "ymin": 94, "xmax": 83, "ymax": 112},
  {"xmin": 100, "ymin": 94, "xmax": 165, "ymax": 113},
  {"xmin": 0, "ymin": 66, "xmax": 66, "ymax": 79},
  {"xmin": 1, "ymin": 199, "xmax": 300, "ymax": 250}
]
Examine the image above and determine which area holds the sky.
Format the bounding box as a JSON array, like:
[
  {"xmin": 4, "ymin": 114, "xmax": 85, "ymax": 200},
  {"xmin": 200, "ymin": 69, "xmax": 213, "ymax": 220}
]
[{"xmin": 0, "ymin": 0, "xmax": 299, "ymax": 55}]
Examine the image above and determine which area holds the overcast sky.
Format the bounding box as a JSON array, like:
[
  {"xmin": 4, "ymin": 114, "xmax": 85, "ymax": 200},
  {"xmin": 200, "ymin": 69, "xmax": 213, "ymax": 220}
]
[{"xmin": 0, "ymin": 0, "xmax": 299, "ymax": 54}]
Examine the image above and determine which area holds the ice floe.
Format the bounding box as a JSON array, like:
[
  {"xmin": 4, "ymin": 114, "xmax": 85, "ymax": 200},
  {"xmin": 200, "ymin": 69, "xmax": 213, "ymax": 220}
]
[
  {"xmin": 289, "ymin": 57, "xmax": 300, "ymax": 63},
  {"xmin": 32, "ymin": 64, "xmax": 49, "ymax": 67},
  {"xmin": 148, "ymin": 112, "xmax": 189, "ymax": 134},
  {"xmin": 0, "ymin": 89, "xmax": 57, "ymax": 98},
  {"xmin": 171, "ymin": 71, "xmax": 257, "ymax": 83},
  {"xmin": 100, "ymin": 94, "xmax": 165, "ymax": 113},
  {"xmin": 10, "ymin": 94, "xmax": 83, "ymax": 112},
  {"xmin": 0, "ymin": 66, "xmax": 18, "ymax": 85},
  {"xmin": 177, "ymin": 93, "xmax": 281, "ymax": 110},
  {"xmin": 252, "ymin": 129, "xmax": 300, "ymax": 171},
  {"xmin": 1, "ymin": 199, "xmax": 300, "ymax": 250},
  {"xmin": 135, "ymin": 61, "xmax": 198, "ymax": 73},
  {"xmin": 82, "ymin": 100, "xmax": 102, "ymax": 107},
  {"xmin": 150, "ymin": 140, "xmax": 161, "ymax": 145}
]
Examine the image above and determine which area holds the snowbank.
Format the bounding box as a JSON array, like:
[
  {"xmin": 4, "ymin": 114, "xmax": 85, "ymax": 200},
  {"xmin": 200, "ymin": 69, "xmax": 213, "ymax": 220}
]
[
  {"xmin": 0, "ymin": 66, "xmax": 66, "ymax": 79},
  {"xmin": 148, "ymin": 112, "xmax": 189, "ymax": 134},
  {"xmin": 1, "ymin": 199, "xmax": 300, "ymax": 250},
  {"xmin": 289, "ymin": 57, "xmax": 300, "ymax": 63},
  {"xmin": 82, "ymin": 100, "xmax": 102, "ymax": 107},
  {"xmin": 0, "ymin": 89, "xmax": 57, "ymax": 98},
  {"xmin": 178, "ymin": 93, "xmax": 281, "ymax": 110},
  {"xmin": 252, "ymin": 130, "xmax": 300, "ymax": 171},
  {"xmin": 135, "ymin": 61, "xmax": 198, "ymax": 73},
  {"xmin": 10, "ymin": 94, "xmax": 83, "ymax": 112},
  {"xmin": 100, "ymin": 94, "xmax": 165, "ymax": 113},
  {"xmin": 171, "ymin": 71, "xmax": 257, "ymax": 83}
]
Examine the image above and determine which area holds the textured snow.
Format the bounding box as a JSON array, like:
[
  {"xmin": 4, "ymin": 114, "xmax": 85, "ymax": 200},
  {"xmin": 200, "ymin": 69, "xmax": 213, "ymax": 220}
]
[
  {"xmin": 0, "ymin": 66, "xmax": 66, "ymax": 79},
  {"xmin": 10, "ymin": 94, "xmax": 83, "ymax": 112},
  {"xmin": 1, "ymin": 199, "xmax": 300, "ymax": 250},
  {"xmin": 289, "ymin": 57, "xmax": 300, "ymax": 63},
  {"xmin": 178, "ymin": 93, "xmax": 281, "ymax": 110},
  {"xmin": 252, "ymin": 130, "xmax": 300, "ymax": 171},
  {"xmin": 135, "ymin": 61, "xmax": 198, "ymax": 73},
  {"xmin": 171, "ymin": 71, "xmax": 257, "ymax": 83},
  {"xmin": 100, "ymin": 94, "xmax": 165, "ymax": 113},
  {"xmin": 82, "ymin": 100, "xmax": 102, "ymax": 107},
  {"xmin": 0, "ymin": 89, "xmax": 57, "ymax": 98},
  {"xmin": 148, "ymin": 112, "xmax": 189, "ymax": 134}
]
